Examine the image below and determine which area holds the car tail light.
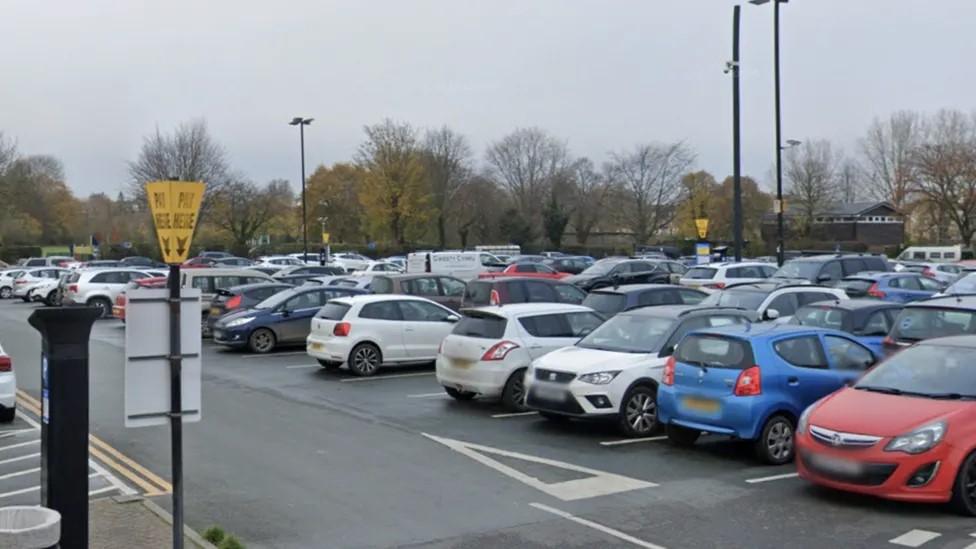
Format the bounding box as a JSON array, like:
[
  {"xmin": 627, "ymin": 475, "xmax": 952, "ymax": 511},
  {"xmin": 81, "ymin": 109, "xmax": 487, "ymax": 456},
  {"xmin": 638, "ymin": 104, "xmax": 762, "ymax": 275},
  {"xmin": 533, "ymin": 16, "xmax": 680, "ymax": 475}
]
[
  {"xmin": 489, "ymin": 289, "xmax": 501, "ymax": 306},
  {"xmin": 0, "ymin": 356, "xmax": 11, "ymax": 373},
  {"xmin": 68, "ymin": 284, "xmax": 78, "ymax": 293},
  {"xmin": 703, "ymin": 282, "xmax": 726, "ymax": 290},
  {"xmin": 922, "ymin": 267, "xmax": 936, "ymax": 278},
  {"xmin": 734, "ymin": 366, "xmax": 762, "ymax": 396},
  {"xmin": 481, "ymin": 341, "xmax": 519, "ymax": 361},
  {"xmin": 333, "ymin": 322, "xmax": 351, "ymax": 337},
  {"xmin": 225, "ymin": 295, "xmax": 242, "ymax": 310},
  {"xmin": 867, "ymin": 283, "xmax": 886, "ymax": 298},
  {"xmin": 115, "ymin": 294, "xmax": 124, "ymax": 306},
  {"xmin": 663, "ymin": 356, "xmax": 675, "ymax": 386}
]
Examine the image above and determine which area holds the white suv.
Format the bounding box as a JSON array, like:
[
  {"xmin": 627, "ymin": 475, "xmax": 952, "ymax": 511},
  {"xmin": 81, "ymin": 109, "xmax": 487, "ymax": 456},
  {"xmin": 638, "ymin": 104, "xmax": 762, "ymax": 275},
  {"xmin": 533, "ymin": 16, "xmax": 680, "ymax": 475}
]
[
  {"xmin": 436, "ymin": 304, "xmax": 605, "ymax": 411},
  {"xmin": 307, "ymin": 295, "xmax": 460, "ymax": 376},
  {"xmin": 0, "ymin": 342, "xmax": 16, "ymax": 422},
  {"xmin": 12, "ymin": 268, "xmax": 69, "ymax": 302},
  {"xmin": 525, "ymin": 305, "xmax": 755, "ymax": 436},
  {"xmin": 63, "ymin": 269, "xmax": 153, "ymax": 318},
  {"xmin": 700, "ymin": 282, "xmax": 848, "ymax": 322},
  {"xmin": 0, "ymin": 269, "xmax": 25, "ymax": 299},
  {"xmin": 679, "ymin": 262, "xmax": 777, "ymax": 291}
]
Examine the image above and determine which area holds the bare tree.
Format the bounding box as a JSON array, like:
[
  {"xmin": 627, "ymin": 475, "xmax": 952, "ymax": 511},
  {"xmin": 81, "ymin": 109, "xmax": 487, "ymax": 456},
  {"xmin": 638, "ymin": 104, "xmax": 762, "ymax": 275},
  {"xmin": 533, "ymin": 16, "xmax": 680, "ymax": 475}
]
[
  {"xmin": 837, "ymin": 159, "xmax": 860, "ymax": 203},
  {"xmin": 607, "ymin": 142, "xmax": 695, "ymax": 244},
  {"xmin": 858, "ymin": 111, "xmax": 920, "ymax": 210},
  {"xmin": 911, "ymin": 109, "xmax": 976, "ymax": 248},
  {"xmin": 568, "ymin": 158, "xmax": 610, "ymax": 245},
  {"xmin": 485, "ymin": 128, "xmax": 569, "ymax": 226},
  {"xmin": 785, "ymin": 140, "xmax": 841, "ymax": 236},
  {"xmin": 0, "ymin": 132, "xmax": 16, "ymax": 175},
  {"xmin": 210, "ymin": 178, "xmax": 292, "ymax": 256},
  {"xmin": 423, "ymin": 126, "xmax": 472, "ymax": 248}
]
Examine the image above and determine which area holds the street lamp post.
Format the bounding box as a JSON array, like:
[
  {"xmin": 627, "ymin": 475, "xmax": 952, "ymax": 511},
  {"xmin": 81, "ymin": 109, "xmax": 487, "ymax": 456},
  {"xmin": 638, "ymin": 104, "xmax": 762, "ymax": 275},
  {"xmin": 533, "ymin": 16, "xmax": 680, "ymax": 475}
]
[
  {"xmin": 289, "ymin": 117, "xmax": 313, "ymax": 261},
  {"xmin": 730, "ymin": 5, "xmax": 744, "ymax": 262},
  {"xmin": 749, "ymin": 0, "xmax": 788, "ymax": 265}
]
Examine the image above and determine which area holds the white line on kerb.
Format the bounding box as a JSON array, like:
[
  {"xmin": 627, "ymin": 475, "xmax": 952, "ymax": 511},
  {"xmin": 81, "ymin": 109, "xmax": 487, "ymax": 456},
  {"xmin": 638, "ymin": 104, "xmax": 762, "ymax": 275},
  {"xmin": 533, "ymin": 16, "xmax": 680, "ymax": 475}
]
[
  {"xmin": 530, "ymin": 502, "xmax": 667, "ymax": 549},
  {"xmin": 600, "ymin": 436, "xmax": 667, "ymax": 446},
  {"xmin": 889, "ymin": 529, "xmax": 941, "ymax": 547},
  {"xmin": 744, "ymin": 472, "xmax": 800, "ymax": 484},
  {"xmin": 407, "ymin": 392, "xmax": 449, "ymax": 398},
  {"xmin": 341, "ymin": 372, "xmax": 435, "ymax": 383},
  {"xmin": 491, "ymin": 411, "xmax": 538, "ymax": 419}
]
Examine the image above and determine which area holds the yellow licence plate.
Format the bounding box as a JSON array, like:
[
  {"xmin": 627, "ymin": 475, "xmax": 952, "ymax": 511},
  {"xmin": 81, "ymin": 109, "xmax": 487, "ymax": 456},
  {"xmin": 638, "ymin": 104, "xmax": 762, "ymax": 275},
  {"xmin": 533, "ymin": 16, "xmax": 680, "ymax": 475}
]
[
  {"xmin": 309, "ymin": 342, "xmax": 325, "ymax": 351},
  {"xmin": 209, "ymin": 307, "xmax": 221, "ymax": 316},
  {"xmin": 683, "ymin": 397, "xmax": 720, "ymax": 413}
]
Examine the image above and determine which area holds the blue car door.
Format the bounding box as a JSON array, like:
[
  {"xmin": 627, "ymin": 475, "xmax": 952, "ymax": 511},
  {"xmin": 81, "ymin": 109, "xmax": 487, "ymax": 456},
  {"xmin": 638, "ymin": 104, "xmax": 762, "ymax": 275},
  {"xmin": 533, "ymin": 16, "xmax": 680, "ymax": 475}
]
[
  {"xmin": 891, "ymin": 276, "xmax": 929, "ymax": 303},
  {"xmin": 822, "ymin": 334, "xmax": 875, "ymax": 384},
  {"xmin": 769, "ymin": 335, "xmax": 844, "ymax": 410}
]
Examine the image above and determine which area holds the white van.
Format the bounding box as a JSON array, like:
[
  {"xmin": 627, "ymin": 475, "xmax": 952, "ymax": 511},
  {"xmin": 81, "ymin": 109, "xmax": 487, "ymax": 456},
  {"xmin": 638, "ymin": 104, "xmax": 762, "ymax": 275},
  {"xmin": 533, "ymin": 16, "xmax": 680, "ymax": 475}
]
[
  {"xmin": 407, "ymin": 251, "xmax": 503, "ymax": 281},
  {"xmin": 897, "ymin": 245, "xmax": 963, "ymax": 263}
]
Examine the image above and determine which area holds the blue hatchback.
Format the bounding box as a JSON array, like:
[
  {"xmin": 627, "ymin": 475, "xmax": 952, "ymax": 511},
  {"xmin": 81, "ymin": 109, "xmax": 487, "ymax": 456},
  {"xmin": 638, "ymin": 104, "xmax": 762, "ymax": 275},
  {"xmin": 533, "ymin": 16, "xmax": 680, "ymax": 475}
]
[
  {"xmin": 835, "ymin": 272, "xmax": 945, "ymax": 303},
  {"xmin": 657, "ymin": 324, "xmax": 877, "ymax": 464}
]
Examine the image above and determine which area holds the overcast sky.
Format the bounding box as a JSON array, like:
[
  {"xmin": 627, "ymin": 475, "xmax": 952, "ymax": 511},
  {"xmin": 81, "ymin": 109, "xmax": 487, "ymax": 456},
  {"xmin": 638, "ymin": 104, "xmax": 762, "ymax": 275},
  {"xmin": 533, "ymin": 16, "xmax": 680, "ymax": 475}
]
[{"xmin": 3, "ymin": 0, "xmax": 974, "ymax": 197}]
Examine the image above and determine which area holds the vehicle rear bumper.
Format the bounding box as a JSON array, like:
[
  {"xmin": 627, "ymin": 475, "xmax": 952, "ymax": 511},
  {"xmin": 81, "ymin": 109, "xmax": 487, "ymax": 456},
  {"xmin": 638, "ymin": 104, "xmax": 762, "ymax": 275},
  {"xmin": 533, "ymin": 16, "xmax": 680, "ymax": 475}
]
[
  {"xmin": 657, "ymin": 386, "xmax": 755, "ymax": 438},
  {"xmin": 435, "ymin": 358, "xmax": 510, "ymax": 398},
  {"xmin": 0, "ymin": 375, "xmax": 16, "ymax": 410},
  {"xmin": 306, "ymin": 334, "xmax": 352, "ymax": 363}
]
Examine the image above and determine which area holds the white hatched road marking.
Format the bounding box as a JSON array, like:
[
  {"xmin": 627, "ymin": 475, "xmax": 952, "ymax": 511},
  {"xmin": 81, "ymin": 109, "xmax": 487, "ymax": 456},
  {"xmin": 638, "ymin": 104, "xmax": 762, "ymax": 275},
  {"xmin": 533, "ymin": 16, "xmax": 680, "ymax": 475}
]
[
  {"xmin": 0, "ymin": 467, "xmax": 40, "ymax": 481},
  {"xmin": 745, "ymin": 472, "xmax": 800, "ymax": 484},
  {"xmin": 530, "ymin": 502, "xmax": 667, "ymax": 549},
  {"xmin": 889, "ymin": 529, "xmax": 941, "ymax": 547},
  {"xmin": 0, "ymin": 453, "xmax": 41, "ymax": 466},
  {"xmin": 491, "ymin": 411, "xmax": 538, "ymax": 419},
  {"xmin": 0, "ymin": 439, "xmax": 40, "ymax": 452},
  {"xmin": 341, "ymin": 372, "xmax": 435, "ymax": 383},
  {"xmin": 600, "ymin": 436, "xmax": 668, "ymax": 446},
  {"xmin": 0, "ymin": 473, "xmax": 103, "ymax": 500}
]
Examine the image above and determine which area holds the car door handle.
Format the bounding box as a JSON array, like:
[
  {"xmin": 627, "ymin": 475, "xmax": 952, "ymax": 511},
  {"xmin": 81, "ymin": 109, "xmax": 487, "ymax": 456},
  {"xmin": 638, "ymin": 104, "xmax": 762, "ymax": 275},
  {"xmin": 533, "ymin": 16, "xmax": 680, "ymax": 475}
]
[
  {"xmin": 787, "ymin": 376, "xmax": 800, "ymax": 386},
  {"xmin": 528, "ymin": 345, "xmax": 542, "ymax": 350}
]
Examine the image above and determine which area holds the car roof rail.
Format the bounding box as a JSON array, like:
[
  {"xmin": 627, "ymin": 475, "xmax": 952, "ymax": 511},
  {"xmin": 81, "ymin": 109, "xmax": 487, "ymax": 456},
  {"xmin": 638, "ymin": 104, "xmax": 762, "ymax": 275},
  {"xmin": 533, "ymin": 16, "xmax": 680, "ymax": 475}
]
[{"xmin": 678, "ymin": 305, "xmax": 748, "ymax": 316}]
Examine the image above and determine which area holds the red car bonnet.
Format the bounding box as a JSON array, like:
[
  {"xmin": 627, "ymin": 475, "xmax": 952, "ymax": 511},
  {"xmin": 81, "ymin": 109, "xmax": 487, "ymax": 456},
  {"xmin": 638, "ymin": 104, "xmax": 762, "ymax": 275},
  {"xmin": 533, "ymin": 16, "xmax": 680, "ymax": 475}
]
[{"xmin": 811, "ymin": 388, "xmax": 972, "ymax": 437}]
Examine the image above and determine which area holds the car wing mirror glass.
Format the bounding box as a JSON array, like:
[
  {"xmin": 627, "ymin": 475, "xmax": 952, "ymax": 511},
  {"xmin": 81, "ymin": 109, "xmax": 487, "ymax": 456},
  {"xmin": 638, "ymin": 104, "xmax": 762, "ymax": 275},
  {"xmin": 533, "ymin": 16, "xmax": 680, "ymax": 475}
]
[{"xmin": 445, "ymin": 314, "xmax": 460, "ymax": 323}]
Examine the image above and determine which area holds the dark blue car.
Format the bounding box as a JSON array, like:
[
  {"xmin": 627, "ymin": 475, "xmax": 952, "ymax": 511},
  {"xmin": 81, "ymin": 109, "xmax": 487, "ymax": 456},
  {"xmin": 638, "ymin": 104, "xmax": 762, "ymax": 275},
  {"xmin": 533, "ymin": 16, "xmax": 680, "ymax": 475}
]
[
  {"xmin": 657, "ymin": 324, "xmax": 877, "ymax": 464},
  {"xmin": 214, "ymin": 285, "xmax": 367, "ymax": 353},
  {"xmin": 791, "ymin": 299, "xmax": 904, "ymax": 355},
  {"xmin": 581, "ymin": 284, "xmax": 707, "ymax": 318},
  {"xmin": 835, "ymin": 272, "xmax": 945, "ymax": 303}
]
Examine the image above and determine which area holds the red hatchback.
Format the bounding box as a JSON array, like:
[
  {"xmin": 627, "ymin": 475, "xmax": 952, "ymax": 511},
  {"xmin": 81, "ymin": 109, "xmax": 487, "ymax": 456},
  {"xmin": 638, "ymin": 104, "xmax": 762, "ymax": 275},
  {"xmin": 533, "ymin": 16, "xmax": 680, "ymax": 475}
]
[
  {"xmin": 478, "ymin": 263, "xmax": 570, "ymax": 280},
  {"xmin": 796, "ymin": 336, "xmax": 976, "ymax": 515}
]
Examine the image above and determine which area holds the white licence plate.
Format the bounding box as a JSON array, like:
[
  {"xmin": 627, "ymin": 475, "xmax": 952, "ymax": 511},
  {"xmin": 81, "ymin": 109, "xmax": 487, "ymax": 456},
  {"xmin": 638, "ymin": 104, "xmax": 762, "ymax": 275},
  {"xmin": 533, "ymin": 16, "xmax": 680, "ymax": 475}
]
[
  {"xmin": 533, "ymin": 384, "xmax": 567, "ymax": 402},
  {"xmin": 810, "ymin": 454, "xmax": 863, "ymax": 476}
]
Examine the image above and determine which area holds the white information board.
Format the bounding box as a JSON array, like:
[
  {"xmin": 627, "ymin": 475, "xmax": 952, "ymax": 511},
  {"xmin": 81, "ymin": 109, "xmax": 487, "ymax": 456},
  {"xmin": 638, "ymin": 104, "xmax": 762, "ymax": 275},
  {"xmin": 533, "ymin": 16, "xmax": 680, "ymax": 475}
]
[{"xmin": 124, "ymin": 288, "xmax": 202, "ymax": 428}]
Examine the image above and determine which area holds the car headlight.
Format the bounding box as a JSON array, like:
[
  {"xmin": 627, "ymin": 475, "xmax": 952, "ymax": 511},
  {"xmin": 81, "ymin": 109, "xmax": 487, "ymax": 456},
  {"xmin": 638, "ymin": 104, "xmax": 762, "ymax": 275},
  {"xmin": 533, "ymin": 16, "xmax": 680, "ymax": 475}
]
[
  {"xmin": 226, "ymin": 316, "xmax": 255, "ymax": 328},
  {"xmin": 885, "ymin": 421, "xmax": 946, "ymax": 454},
  {"xmin": 797, "ymin": 398, "xmax": 825, "ymax": 435},
  {"xmin": 578, "ymin": 371, "xmax": 621, "ymax": 385}
]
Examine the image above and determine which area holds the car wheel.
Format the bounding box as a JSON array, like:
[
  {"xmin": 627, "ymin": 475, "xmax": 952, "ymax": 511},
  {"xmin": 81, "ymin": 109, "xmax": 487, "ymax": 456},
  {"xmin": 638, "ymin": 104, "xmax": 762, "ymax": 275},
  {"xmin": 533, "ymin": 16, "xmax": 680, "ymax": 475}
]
[
  {"xmin": 618, "ymin": 385, "xmax": 658, "ymax": 437},
  {"xmin": 348, "ymin": 343, "xmax": 382, "ymax": 377},
  {"xmin": 501, "ymin": 369, "xmax": 528, "ymax": 412},
  {"xmin": 0, "ymin": 407, "xmax": 14, "ymax": 423},
  {"xmin": 755, "ymin": 414, "xmax": 795, "ymax": 465},
  {"xmin": 45, "ymin": 290, "xmax": 60, "ymax": 307},
  {"xmin": 539, "ymin": 411, "xmax": 570, "ymax": 423},
  {"xmin": 248, "ymin": 329, "xmax": 276, "ymax": 354},
  {"xmin": 667, "ymin": 424, "xmax": 701, "ymax": 447},
  {"xmin": 949, "ymin": 451, "xmax": 976, "ymax": 516},
  {"xmin": 317, "ymin": 359, "xmax": 341, "ymax": 371},
  {"xmin": 88, "ymin": 297, "xmax": 112, "ymax": 319},
  {"xmin": 0, "ymin": 287, "xmax": 11, "ymax": 299},
  {"xmin": 445, "ymin": 387, "xmax": 476, "ymax": 401}
]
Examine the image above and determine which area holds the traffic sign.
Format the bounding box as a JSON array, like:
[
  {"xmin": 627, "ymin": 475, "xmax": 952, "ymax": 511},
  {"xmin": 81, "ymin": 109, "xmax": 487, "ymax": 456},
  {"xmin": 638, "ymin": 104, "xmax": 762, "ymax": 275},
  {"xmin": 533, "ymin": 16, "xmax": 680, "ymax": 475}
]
[
  {"xmin": 321, "ymin": 232, "xmax": 330, "ymax": 244},
  {"xmin": 146, "ymin": 181, "xmax": 206, "ymax": 264},
  {"xmin": 694, "ymin": 218, "xmax": 709, "ymax": 239}
]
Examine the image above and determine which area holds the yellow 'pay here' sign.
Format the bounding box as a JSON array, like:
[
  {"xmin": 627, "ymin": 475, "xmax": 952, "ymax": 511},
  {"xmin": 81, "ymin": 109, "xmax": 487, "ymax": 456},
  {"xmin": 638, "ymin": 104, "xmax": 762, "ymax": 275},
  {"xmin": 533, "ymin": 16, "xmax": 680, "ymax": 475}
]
[{"xmin": 145, "ymin": 180, "xmax": 206, "ymax": 264}]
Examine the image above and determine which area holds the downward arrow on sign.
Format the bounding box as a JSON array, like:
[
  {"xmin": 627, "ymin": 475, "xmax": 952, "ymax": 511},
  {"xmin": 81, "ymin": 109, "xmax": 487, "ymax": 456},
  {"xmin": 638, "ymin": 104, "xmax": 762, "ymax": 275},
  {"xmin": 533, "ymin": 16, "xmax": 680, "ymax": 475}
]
[
  {"xmin": 161, "ymin": 237, "xmax": 171, "ymax": 256},
  {"xmin": 176, "ymin": 236, "xmax": 188, "ymax": 257}
]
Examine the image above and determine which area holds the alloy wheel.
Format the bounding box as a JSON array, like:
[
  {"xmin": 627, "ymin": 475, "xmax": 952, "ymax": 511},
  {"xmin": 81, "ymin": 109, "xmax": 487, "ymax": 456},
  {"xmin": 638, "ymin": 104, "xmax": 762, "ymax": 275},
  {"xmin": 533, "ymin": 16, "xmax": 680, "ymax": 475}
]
[
  {"xmin": 625, "ymin": 392, "xmax": 656, "ymax": 434},
  {"xmin": 252, "ymin": 331, "xmax": 274, "ymax": 353},
  {"xmin": 766, "ymin": 421, "xmax": 794, "ymax": 461},
  {"xmin": 0, "ymin": 287, "xmax": 10, "ymax": 299},
  {"xmin": 353, "ymin": 346, "xmax": 379, "ymax": 375}
]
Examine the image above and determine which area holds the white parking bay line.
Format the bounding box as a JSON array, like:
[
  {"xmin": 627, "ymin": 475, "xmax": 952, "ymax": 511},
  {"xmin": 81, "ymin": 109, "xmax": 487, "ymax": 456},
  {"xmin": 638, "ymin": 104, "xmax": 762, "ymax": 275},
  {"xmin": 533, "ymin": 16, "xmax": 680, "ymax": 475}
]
[
  {"xmin": 0, "ymin": 467, "xmax": 40, "ymax": 481},
  {"xmin": 744, "ymin": 472, "xmax": 800, "ymax": 484},
  {"xmin": 889, "ymin": 529, "xmax": 941, "ymax": 547},
  {"xmin": 491, "ymin": 411, "xmax": 538, "ymax": 419},
  {"xmin": 530, "ymin": 503, "xmax": 667, "ymax": 549},
  {"xmin": 285, "ymin": 364, "xmax": 319, "ymax": 369},
  {"xmin": 0, "ymin": 452, "xmax": 40, "ymax": 466},
  {"xmin": 0, "ymin": 440, "xmax": 40, "ymax": 452},
  {"xmin": 241, "ymin": 351, "xmax": 307, "ymax": 359},
  {"xmin": 600, "ymin": 436, "xmax": 667, "ymax": 446},
  {"xmin": 341, "ymin": 372, "xmax": 435, "ymax": 383},
  {"xmin": 408, "ymin": 392, "xmax": 449, "ymax": 399}
]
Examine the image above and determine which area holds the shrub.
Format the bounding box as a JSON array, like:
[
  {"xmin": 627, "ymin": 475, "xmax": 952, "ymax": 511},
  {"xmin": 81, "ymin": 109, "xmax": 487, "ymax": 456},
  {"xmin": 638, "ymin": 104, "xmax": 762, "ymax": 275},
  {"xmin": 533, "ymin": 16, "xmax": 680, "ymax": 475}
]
[
  {"xmin": 218, "ymin": 535, "xmax": 245, "ymax": 549},
  {"xmin": 202, "ymin": 526, "xmax": 226, "ymax": 544}
]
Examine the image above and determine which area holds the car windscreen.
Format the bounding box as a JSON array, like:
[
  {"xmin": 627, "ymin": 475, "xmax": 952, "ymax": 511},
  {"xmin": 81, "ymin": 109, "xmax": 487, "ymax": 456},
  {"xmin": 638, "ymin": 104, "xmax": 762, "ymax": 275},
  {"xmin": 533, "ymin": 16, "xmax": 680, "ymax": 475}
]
[
  {"xmin": 254, "ymin": 288, "xmax": 300, "ymax": 310},
  {"xmin": 889, "ymin": 307, "xmax": 976, "ymax": 342},
  {"xmin": 371, "ymin": 277, "xmax": 393, "ymax": 294},
  {"xmin": 675, "ymin": 335, "xmax": 754, "ymax": 370},
  {"xmin": 700, "ymin": 289, "xmax": 766, "ymax": 310},
  {"xmin": 577, "ymin": 314, "xmax": 675, "ymax": 353},
  {"xmin": 578, "ymin": 261, "xmax": 620, "ymax": 276},
  {"xmin": 582, "ymin": 292, "xmax": 627, "ymax": 316},
  {"xmin": 315, "ymin": 302, "xmax": 351, "ymax": 320},
  {"xmin": 793, "ymin": 306, "xmax": 848, "ymax": 331},
  {"xmin": 944, "ymin": 273, "xmax": 976, "ymax": 295},
  {"xmin": 856, "ymin": 343, "xmax": 976, "ymax": 398},
  {"xmin": 452, "ymin": 313, "xmax": 507, "ymax": 339},
  {"xmin": 773, "ymin": 261, "xmax": 819, "ymax": 279},
  {"xmin": 683, "ymin": 267, "xmax": 717, "ymax": 280},
  {"xmin": 464, "ymin": 281, "xmax": 492, "ymax": 306}
]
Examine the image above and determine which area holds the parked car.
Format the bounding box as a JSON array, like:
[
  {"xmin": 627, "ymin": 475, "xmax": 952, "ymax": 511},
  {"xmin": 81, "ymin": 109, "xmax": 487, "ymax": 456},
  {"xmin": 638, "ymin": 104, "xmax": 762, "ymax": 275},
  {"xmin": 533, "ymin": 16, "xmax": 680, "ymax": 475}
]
[
  {"xmin": 306, "ymin": 295, "xmax": 461, "ymax": 375},
  {"xmin": 272, "ymin": 265, "xmax": 346, "ymax": 281},
  {"xmin": 883, "ymin": 295, "xmax": 976, "ymax": 354},
  {"xmin": 354, "ymin": 261, "xmax": 404, "ymax": 274},
  {"xmin": 331, "ymin": 252, "xmax": 373, "ymax": 272},
  {"xmin": 0, "ymin": 269, "xmax": 25, "ymax": 299},
  {"xmin": 213, "ymin": 257, "xmax": 255, "ymax": 267},
  {"xmin": 543, "ymin": 256, "xmax": 593, "ymax": 275},
  {"xmin": 406, "ymin": 251, "xmax": 503, "ymax": 281},
  {"xmin": 119, "ymin": 256, "xmax": 160, "ymax": 268},
  {"xmin": 462, "ymin": 278, "xmax": 586, "ymax": 308},
  {"xmin": 214, "ymin": 285, "xmax": 368, "ymax": 353},
  {"xmin": 565, "ymin": 259, "xmax": 676, "ymax": 292},
  {"xmin": 792, "ymin": 299, "xmax": 904, "ymax": 355},
  {"xmin": 180, "ymin": 268, "xmax": 276, "ymax": 332},
  {"xmin": 700, "ymin": 283, "xmax": 848, "ymax": 322},
  {"xmin": 679, "ymin": 262, "xmax": 777, "ymax": 291},
  {"xmin": 0, "ymin": 341, "xmax": 16, "ymax": 422},
  {"xmin": 63, "ymin": 269, "xmax": 154, "ymax": 317},
  {"xmin": 205, "ymin": 282, "xmax": 293, "ymax": 332},
  {"xmin": 199, "ymin": 251, "xmax": 233, "ymax": 258},
  {"xmin": 255, "ymin": 256, "xmax": 305, "ymax": 270},
  {"xmin": 771, "ymin": 254, "xmax": 890, "ymax": 285},
  {"xmin": 21, "ymin": 256, "xmax": 73, "ymax": 268},
  {"xmin": 113, "ymin": 276, "xmax": 169, "ymax": 320},
  {"xmin": 478, "ymin": 262, "xmax": 571, "ymax": 280},
  {"xmin": 369, "ymin": 274, "xmax": 467, "ymax": 311},
  {"xmin": 657, "ymin": 324, "xmax": 878, "ymax": 464},
  {"xmin": 437, "ymin": 304, "xmax": 605, "ymax": 411},
  {"xmin": 895, "ymin": 261, "xmax": 964, "ymax": 286},
  {"xmin": 28, "ymin": 275, "xmax": 69, "ymax": 306},
  {"xmin": 12, "ymin": 268, "xmax": 69, "ymax": 302},
  {"xmin": 182, "ymin": 256, "xmax": 218, "ymax": 268},
  {"xmin": 582, "ymin": 284, "xmax": 707, "ymax": 318},
  {"xmin": 834, "ymin": 272, "xmax": 944, "ymax": 302},
  {"xmin": 796, "ymin": 336, "xmax": 976, "ymax": 515},
  {"xmin": 512, "ymin": 255, "xmax": 547, "ymax": 264},
  {"xmin": 525, "ymin": 306, "xmax": 755, "ymax": 436},
  {"xmin": 939, "ymin": 272, "xmax": 976, "ymax": 296},
  {"xmin": 77, "ymin": 260, "xmax": 121, "ymax": 269}
]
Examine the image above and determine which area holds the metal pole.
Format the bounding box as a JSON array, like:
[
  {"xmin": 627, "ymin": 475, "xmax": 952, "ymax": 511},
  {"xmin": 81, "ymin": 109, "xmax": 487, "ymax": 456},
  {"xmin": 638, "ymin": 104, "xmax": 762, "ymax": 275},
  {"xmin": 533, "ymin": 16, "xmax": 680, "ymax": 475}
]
[
  {"xmin": 732, "ymin": 5, "xmax": 743, "ymax": 262},
  {"xmin": 774, "ymin": 0, "xmax": 785, "ymax": 266},
  {"xmin": 300, "ymin": 124, "xmax": 308, "ymax": 261},
  {"xmin": 168, "ymin": 263, "xmax": 184, "ymax": 549}
]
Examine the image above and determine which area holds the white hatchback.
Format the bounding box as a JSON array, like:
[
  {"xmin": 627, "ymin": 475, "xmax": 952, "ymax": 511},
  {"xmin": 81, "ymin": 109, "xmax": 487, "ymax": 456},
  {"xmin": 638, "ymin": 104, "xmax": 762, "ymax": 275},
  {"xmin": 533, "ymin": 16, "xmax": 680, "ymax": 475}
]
[
  {"xmin": 436, "ymin": 304, "xmax": 605, "ymax": 411},
  {"xmin": 307, "ymin": 295, "xmax": 460, "ymax": 376},
  {"xmin": 679, "ymin": 262, "xmax": 777, "ymax": 292},
  {"xmin": 0, "ymin": 342, "xmax": 17, "ymax": 422}
]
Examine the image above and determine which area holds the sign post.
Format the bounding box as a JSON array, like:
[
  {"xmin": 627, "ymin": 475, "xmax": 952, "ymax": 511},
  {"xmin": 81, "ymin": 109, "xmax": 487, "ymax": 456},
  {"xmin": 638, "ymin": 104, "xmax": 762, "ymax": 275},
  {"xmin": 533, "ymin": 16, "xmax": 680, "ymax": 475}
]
[{"xmin": 145, "ymin": 180, "xmax": 205, "ymax": 549}]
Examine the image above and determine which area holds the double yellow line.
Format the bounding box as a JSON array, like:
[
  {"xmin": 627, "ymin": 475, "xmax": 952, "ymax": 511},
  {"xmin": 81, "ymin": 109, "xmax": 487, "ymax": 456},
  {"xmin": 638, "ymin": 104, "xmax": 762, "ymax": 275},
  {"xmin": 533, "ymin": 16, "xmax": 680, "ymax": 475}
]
[{"xmin": 16, "ymin": 390, "xmax": 172, "ymax": 497}]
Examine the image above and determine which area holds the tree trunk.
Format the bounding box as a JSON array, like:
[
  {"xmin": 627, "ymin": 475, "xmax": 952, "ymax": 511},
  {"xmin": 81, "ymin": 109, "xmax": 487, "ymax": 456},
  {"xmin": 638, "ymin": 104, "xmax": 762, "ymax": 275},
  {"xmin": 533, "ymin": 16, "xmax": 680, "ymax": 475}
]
[
  {"xmin": 437, "ymin": 215, "xmax": 447, "ymax": 248},
  {"xmin": 458, "ymin": 226, "xmax": 469, "ymax": 249}
]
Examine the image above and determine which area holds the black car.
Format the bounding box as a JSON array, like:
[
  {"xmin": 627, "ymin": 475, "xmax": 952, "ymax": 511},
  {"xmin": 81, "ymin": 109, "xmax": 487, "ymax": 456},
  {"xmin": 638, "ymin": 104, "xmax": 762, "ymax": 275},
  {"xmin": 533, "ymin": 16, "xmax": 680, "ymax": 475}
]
[
  {"xmin": 564, "ymin": 258, "xmax": 677, "ymax": 291},
  {"xmin": 206, "ymin": 282, "xmax": 292, "ymax": 332},
  {"xmin": 770, "ymin": 254, "xmax": 890, "ymax": 285},
  {"xmin": 791, "ymin": 298, "xmax": 903, "ymax": 356},
  {"xmin": 462, "ymin": 278, "xmax": 586, "ymax": 307},
  {"xmin": 582, "ymin": 284, "xmax": 708, "ymax": 318},
  {"xmin": 543, "ymin": 256, "xmax": 594, "ymax": 275},
  {"xmin": 120, "ymin": 256, "xmax": 161, "ymax": 267}
]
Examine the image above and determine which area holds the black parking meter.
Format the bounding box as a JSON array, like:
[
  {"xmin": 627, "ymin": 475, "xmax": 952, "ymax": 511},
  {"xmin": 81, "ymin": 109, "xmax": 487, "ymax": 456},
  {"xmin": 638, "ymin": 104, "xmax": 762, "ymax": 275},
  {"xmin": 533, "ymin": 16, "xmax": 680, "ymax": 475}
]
[{"xmin": 28, "ymin": 306, "xmax": 100, "ymax": 549}]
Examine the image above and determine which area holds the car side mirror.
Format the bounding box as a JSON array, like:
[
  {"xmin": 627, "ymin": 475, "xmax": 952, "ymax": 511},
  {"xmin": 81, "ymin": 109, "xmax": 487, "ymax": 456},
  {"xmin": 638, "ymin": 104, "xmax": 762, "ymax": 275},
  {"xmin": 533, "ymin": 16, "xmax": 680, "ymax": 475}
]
[
  {"xmin": 659, "ymin": 345, "xmax": 675, "ymax": 358},
  {"xmin": 817, "ymin": 274, "xmax": 832, "ymax": 282},
  {"xmin": 278, "ymin": 307, "xmax": 291, "ymax": 317},
  {"xmin": 764, "ymin": 309, "xmax": 780, "ymax": 321},
  {"xmin": 445, "ymin": 314, "xmax": 460, "ymax": 323}
]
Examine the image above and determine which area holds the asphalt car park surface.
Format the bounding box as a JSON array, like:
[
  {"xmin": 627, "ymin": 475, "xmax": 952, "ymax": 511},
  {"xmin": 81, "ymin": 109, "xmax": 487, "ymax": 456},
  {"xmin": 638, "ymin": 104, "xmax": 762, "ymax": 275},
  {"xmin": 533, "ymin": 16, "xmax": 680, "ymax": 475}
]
[{"xmin": 1, "ymin": 298, "xmax": 974, "ymax": 548}]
